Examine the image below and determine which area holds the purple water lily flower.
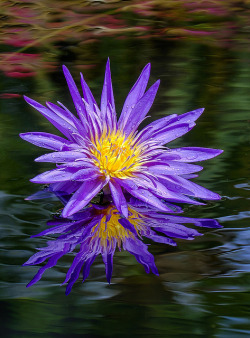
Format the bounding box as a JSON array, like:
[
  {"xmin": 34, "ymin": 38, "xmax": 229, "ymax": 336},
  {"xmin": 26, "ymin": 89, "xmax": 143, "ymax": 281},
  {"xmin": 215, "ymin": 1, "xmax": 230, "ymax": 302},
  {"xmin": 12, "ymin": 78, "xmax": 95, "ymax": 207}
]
[
  {"xmin": 24, "ymin": 197, "xmax": 222, "ymax": 295},
  {"xmin": 20, "ymin": 59, "xmax": 223, "ymax": 218}
]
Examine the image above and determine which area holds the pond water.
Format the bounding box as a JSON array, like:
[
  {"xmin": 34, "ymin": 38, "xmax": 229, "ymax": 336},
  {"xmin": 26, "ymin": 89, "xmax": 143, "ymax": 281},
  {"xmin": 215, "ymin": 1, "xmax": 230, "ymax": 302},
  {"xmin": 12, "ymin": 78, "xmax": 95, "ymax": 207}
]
[{"xmin": 0, "ymin": 1, "xmax": 250, "ymax": 337}]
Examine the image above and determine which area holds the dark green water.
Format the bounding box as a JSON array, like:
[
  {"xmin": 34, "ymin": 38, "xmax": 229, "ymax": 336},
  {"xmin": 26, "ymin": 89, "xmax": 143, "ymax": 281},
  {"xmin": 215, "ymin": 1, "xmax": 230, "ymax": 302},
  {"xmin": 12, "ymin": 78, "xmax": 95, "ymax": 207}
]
[{"xmin": 1, "ymin": 1, "xmax": 250, "ymax": 337}]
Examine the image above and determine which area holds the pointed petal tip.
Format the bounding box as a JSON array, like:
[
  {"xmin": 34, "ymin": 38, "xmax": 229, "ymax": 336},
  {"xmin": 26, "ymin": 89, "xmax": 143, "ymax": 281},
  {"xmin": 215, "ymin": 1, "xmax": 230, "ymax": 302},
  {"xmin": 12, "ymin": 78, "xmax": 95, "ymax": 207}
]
[
  {"xmin": 197, "ymin": 107, "xmax": 205, "ymax": 115},
  {"xmin": 106, "ymin": 57, "xmax": 111, "ymax": 68},
  {"xmin": 61, "ymin": 209, "xmax": 70, "ymax": 218},
  {"xmin": 155, "ymin": 79, "xmax": 160, "ymax": 87},
  {"xmin": 29, "ymin": 178, "xmax": 37, "ymax": 183},
  {"xmin": 23, "ymin": 95, "xmax": 31, "ymax": 103},
  {"xmin": 143, "ymin": 63, "xmax": 151, "ymax": 72},
  {"xmin": 61, "ymin": 205, "xmax": 74, "ymax": 218},
  {"xmin": 65, "ymin": 288, "xmax": 71, "ymax": 296},
  {"xmin": 19, "ymin": 133, "xmax": 26, "ymax": 139},
  {"xmin": 121, "ymin": 208, "xmax": 129, "ymax": 219}
]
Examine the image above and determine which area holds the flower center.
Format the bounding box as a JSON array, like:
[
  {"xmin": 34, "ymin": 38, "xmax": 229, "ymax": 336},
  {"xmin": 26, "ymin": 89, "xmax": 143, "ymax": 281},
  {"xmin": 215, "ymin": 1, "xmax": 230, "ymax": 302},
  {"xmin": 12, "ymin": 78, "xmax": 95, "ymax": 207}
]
[
  {"xmin": 90, "ymin": 130, "xmax": 143, "ymax": 178},
  {"xmin": 91, "ymin": 205, "xmax": 143, "ymax": 248}
]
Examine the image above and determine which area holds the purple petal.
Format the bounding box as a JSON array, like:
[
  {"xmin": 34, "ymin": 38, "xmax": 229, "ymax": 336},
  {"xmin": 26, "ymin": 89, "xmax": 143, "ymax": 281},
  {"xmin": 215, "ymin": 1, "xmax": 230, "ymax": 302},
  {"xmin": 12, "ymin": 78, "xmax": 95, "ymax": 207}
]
[
  {"xmin": 31, "ymin": 221, "xmax": 82, "ymax": 238},
  {"xmin": 138, "ymin": 108, "xmax": 204, "ymax": 145},
  {"xmin": 35, "ymin": 151, "xmax": 88, "ymax": 163},
  {"xmin": 132, "ymin": 176, "xmax": 204, "ymax": 205},
  {"xmin": 20, "ymin": 132, "xmax": 72, "ymax": 151},
  {"xmin": 65, "ymin": 260, "xmax": 84, "ymax": 295},
  {"xmin": 143, "ymin": 229, "xmax": 177, "ymax": 246},
  {"xmin": 82, "ymin": 256, "xmax": 97, "ymax": 282},
  {"xmin": 119, "ymin": 63, "xmax": 151, "ymax": 130},
  {"xmin": 101, "ymin": 58, "xmax": 115, "ymax": 120},
  {"xmin": 71, "ymin": 168, "xmax": 100, "ymax": 181},
  {"xmin": 122, "ymin": 80, "xmax": 160, "ymax": 137},
  {"xmin": 156, "ymin": 175, "xmax": 194, "ymax": 195},
  {"xmin": 109, "ymin": 179, "xmax": 128, "ymax": 218},
  {"xmin": 80, "ymin": 73, "xmax": 98, "ymax": 112},
  {"xmin": 156, "ymin": 214, "xmax": 222, "ymax": 228},
  {"xmin": 118, "ymin": 218, "xmax": 138, "ymax": 236},
  {"xmin": 150, "ymin": 123, "xmax": 192, "ymax": 145},
  {"xmin": 159, "ymin": 147, "xmax": 223, "ymax": 162},
  {"xmin": 151, "ymin": 224, "xmax": 202, "ymax": 239},
  {"xmin": 24, "ymin": 96, "xmax": 78, "ymax": 141},
  {"xmin": 46, "ymin": 101, "xmax": 85, "ymax": 134},
  {"xmin": 146, "ymin": 161, "xmax": 203, "ymax": 175},
  {"xmin": 50, "ymin": 181, "xmax": 81, "ymax": 195},
  {"xmin": 62, "ymin": 65, "xmax": 87, "ymax": 124},
  {"xmin": 167, "ymin": 175, "xmax": 221, "ymax": 200},
  {"xmin": 30, "ymin": 168, "xmax": 75, "ymax": 184},
  {"xmin": 62, "ymin": 177, "xmax": 108, "ymax": 217},
  {"xmin": 117, "ymin": 178, "xmax": 179, "ymax": 213},
  {"xmin": 168, "ymin": 108, "xmax": 204, "ymax": 126},
  {"xmin": 26, "ymin": 251, "xmax": 66, "ymax": 287},
  {"xmin": 102, "ymin": 251, "xmax": 115, "ymax": 284},
  {"xmin": 135, "ymin": 114, "xmax": 178, "ymax": 143},
  {"xmin": 123, "ymin": 237, "xmax": 159, "ymax": 275}
]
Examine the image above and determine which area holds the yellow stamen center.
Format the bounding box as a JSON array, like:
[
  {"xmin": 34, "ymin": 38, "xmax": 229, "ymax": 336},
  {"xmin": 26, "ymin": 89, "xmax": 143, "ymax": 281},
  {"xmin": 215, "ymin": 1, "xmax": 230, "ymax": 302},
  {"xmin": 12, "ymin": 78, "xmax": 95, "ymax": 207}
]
[
  {"xmin": 90, "ymin": 130, "xmax": 143, "ymax": 178},
  {"xmin": 91, "ymin": 205, "xmax": 144, "ymax": 248}
]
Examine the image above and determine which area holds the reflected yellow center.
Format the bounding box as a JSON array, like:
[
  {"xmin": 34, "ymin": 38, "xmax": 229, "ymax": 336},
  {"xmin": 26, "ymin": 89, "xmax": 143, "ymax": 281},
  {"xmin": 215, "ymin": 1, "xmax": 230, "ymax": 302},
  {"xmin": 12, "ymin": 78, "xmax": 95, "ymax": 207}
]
[
  {"xmin": 90, "ymin": 130, "xmax": 143, "ymax": 178},
  {"xmin": 91, "ymin": 205, "xmax": 144, "ymax": 248}
]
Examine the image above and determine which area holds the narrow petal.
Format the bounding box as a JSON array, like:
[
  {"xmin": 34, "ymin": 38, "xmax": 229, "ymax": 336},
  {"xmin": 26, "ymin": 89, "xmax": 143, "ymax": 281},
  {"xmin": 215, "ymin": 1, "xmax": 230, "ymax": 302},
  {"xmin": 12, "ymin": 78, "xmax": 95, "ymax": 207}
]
[
  {"xmin": 119, "ymin": 63, "xmax": 151, "ymax": 129},
  {"xmin": 146, "ymin": 162, "xmax": 203, "ymax": 175},
  {"xmin": 24, "ymin": 96, "xmax": 78, "ymax": 141},
  {"xmin": 167, "ymin": 175, "xmax": 221, "ymax": 200},
  {"xmin": 65, "ymin": 260, "xmax": 85, "ymax": 295},
  {"xmin": 132, "ymin": 176, "xmax": 204, "ymax": 205},
  {"xmin": 71, "ymin": 168, "xmax": 100, "ymax": 181},
  {"xmin": 138, "ymin": 108, "xmax": 204, "ymax": 145},
  {"xmin": 62, "ymin": 65, "xmax": 87, "ymax": 124},
  {"xmin": 160, "ymin": 147, "xmax": 223, "ymax": 162},
  {"xmin": 118, "ymin": 218, "xmax": 138, "ymax": 236},
  {"xmin": 123, "ymin": 80, "xmax": 160, "ymax": 137},
  {"xmin": 143, "ymin": 229, "xmax": 177, "ymax": 246},
  {"xmin": 101, "ymin": 58, "xmax": 115, "ymax": 120},
  {"xmin": 109, "ymin": 179, "xmax": 128, "ymax": 218},
  {"xmin": 31, "ymin": 221, "xmax": 82, "ymax": 238},
  {"xmin": 62, "ymin": 177, "xmax": 108, "ymax": 217},
  {"xmin": 20, "ymin": 132, "xmax": 72, "ymax": 151},
  {"xmin": 35, "ymin": 151, "xmax": 88, "ymax": 163},
  {"xmin": 80, "ymin": 72, "xmax": 98, "ymax": 112},
  {"xmin": 46, "ymin": 101, "xmax": 87, "ymax": 137},
  {"xmin": 169, "ymin": 108, "xmax": 204, "ymax": 126},
  {"xmin": 102, "ymin": 251, "xmax": 115, "ymax": 284},
  {"xmin": 123, "ymin": 237, "xmax": 159, "ymax": 275},
  {"xmin": 151, "ymin": 123, "xmax": 192, "ymax": 145},
  {"xmin": 152, "ymin": 224, "xmax": 202, "ymax": 239},
  {"xmin": 82, "ymin": 256, "xmax": 97, "ymax": 282},
  {"xmin": 30, "ymin": 168, "xmax": 74, "ymax": 184},
  {"xmin": 50, "ymin": 181, "xmax": 81, "ymax": 195},
  {"xmin": 117, "ymin": 178, "xmax": 179, "ymax": 213},
  {"xmin": 26, "ymin": 251, "xmax": 66, "ymax": 287},
  {"xmin": 135, "ymin": 114, "xmax": 178, "ymax": 143}
]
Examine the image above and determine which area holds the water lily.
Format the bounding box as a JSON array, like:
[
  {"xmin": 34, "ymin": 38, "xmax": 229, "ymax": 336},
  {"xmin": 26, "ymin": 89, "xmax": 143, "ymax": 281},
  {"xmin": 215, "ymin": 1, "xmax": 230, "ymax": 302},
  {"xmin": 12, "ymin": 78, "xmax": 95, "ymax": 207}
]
[
  {"xmin": 20, "ymin": 59, "xmax": 222, "ymax": 218},
  {"xmin": 24, "ymin": 197, "xmax": 222, "ymax": 294}
]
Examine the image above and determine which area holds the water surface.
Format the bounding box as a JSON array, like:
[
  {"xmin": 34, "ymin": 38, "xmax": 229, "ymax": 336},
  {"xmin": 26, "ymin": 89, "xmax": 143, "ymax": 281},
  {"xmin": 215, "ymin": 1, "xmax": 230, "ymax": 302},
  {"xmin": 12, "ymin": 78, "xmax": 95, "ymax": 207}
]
[{"xmin": 0, "ymin": 1, "xmax": 250, "ymax": 337}]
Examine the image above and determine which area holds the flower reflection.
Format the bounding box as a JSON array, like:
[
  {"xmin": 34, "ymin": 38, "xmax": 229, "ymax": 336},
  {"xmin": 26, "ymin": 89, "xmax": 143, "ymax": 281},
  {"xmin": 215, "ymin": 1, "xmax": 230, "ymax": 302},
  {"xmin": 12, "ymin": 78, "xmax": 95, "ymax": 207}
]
[{"xmin": 24, "ymin": 197, "xmax": 222, "ymax": 295}]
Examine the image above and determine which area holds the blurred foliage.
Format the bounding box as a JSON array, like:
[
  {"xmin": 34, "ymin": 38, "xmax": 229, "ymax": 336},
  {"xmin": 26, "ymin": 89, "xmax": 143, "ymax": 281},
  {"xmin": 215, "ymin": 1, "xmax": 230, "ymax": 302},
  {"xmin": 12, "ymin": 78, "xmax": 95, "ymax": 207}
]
[{"xmin": 1, "ymin": 0, "xmax": 250, "ymax": 77}]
